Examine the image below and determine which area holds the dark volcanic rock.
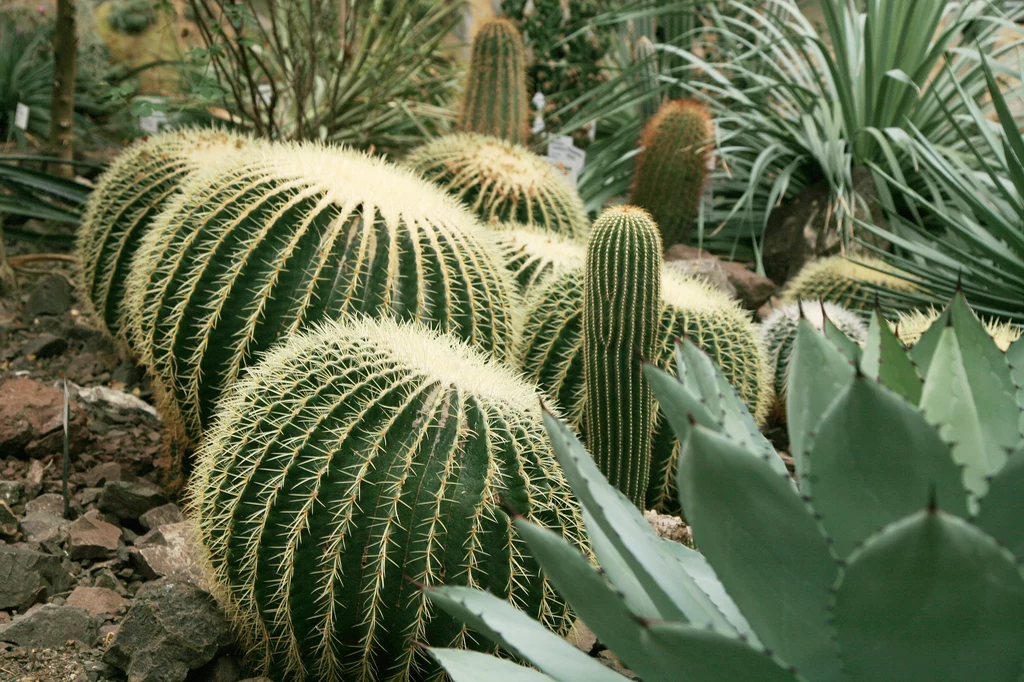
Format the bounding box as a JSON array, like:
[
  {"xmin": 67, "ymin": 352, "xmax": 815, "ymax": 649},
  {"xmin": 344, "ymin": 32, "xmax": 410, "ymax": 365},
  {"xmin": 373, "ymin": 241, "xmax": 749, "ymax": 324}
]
[
  {"xmin": 0, "ymin": 546, "xmax": 72, "ymax": 610},
  {"xmin": 24, "ymin": 274, "xmax": 72, "ymax": 320},
  {"xmin": 98, "ymin": 480, "xmax": 168, "ymax": 521},
  {"xmin": 0, "ymin": 604, "xmax": 98, "ymax": 648}
]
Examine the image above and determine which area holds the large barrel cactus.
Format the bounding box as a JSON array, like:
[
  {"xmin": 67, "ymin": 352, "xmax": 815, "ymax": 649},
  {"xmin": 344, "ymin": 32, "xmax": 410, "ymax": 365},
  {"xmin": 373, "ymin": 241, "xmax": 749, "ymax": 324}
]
[
  {"xmin": 124, "ymin": 142, "xmax": 519, "ymax": 449},
  {"xmin": 405, "ymin": 133, "xmax": 589, "ymax": 239},
  {"xmin": 189, "ymin": 315, "xmax": 585, "ymax": 682},
  {"xmin": 518, "ymin": 263, "xmax": 769, "ymax": 512},
  {"xmin": 76, "ymin": 128, "xmax": 250, "ymax": 340},
  {"xmin": 457, "ymin": 18, "xmax": 529, "ymax": 145},
  {"xmin": 490, "ymin": 222, "xmax": 585, "ymax": 292},
  {"xmin": 781, "ymin": 256, "xmax": 917, "ymax": 311}
]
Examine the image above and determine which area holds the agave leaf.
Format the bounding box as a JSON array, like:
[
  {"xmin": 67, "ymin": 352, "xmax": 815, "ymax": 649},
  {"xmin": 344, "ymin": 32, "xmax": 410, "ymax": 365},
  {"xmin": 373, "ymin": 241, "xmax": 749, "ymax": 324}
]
[
  {"xmin": 860, "ymin": 308, "xmax": 922, "ymax": 403},
  {"xmin": 425, "ymin": 585, "xmax": 624, "ymax": 682},
  {"xmin": 822, "ymin": 310, "xmax": 863, "ymax": 365},
  {"xmin": 428, "ymin": 649, "xmax": 564, "ymax": 682},
  {"xmin": 834, "ymin": 510, "xmax": 1024, "ymax": 682},
  {"xmin": 974, "ymin": 444, "xmax": 1024, "ymax": 560},
  {"xmin": 640, "ymin": 623, "xmax": 802, "ymax": 682},
  {"xmin": 582, "ymin": 507, "xmax": 659, "ymax": 619},
  {"xmin": 787, "ymin": 317, "xmax": 856, "ymax": 480},
  {"xmin": 677, "ymin": 424, "xmax": 843, "ymax": 681},
  {"xmin": 1008, "ymin": 337, "xmax": 1024, "ymax": 423},
  {"xmin": 541, "ymin": 411, "xmax": 734, "ymax": 631},
  {"xmin": 805, "ymin": 376, "xmax": 968, "ymax": 558}
]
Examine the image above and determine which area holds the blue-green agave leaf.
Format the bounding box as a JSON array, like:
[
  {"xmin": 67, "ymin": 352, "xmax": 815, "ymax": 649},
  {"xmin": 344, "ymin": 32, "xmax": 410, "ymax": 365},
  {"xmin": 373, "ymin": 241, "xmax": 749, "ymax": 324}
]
[
  {"xmin": 974, "ymin": 444, "xmax": 1024, "ymax": 560},
  {"xmin": 641, "ymin": 623, "xmax": 803, "ymax": 682},
  {"xmin": 428, "ymin": 649, "xmax": 564, "ymax": 682},
  {"xmin": 835, "ymin": 510, "xmax": 1024, "ymax": 682},
  {"xmin": 805, "ymin": 376, "xmax": 968, "ymax": 558},
  {"xmin": 860, "ymin": 308, "xmax": 922, "ymax": 403},
  {"xmin": 787, "ymin": 318, "xmax": 856, "ymax": 481},
  {"xmin": 1007, "ymin": 336, "xmax": 1024, "ymax": 430},
  {"xmin": 823, "ymin": 310, "xmax": 862, "ymax": 365},
  {"xmin": 677, "ymin": 424, "xmax": 843, "ymax": 681},
  {"xmin": 581, "ymin": 507, "xmax": 659, "ymax": 619},
  {"xmin": 425, "ymin": 586, "xmax": 623, "ymax": 682}
]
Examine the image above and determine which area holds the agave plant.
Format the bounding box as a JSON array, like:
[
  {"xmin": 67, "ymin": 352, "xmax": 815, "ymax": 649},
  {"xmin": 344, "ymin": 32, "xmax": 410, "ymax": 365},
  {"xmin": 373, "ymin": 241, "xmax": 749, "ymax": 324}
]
[
  {"xmin": 424, "ymin": 291, "xmax": 1024, "ymax": 681},
  {"xmin": 0, "ymin": 154, "xmax": 92, "ymax": 225}
]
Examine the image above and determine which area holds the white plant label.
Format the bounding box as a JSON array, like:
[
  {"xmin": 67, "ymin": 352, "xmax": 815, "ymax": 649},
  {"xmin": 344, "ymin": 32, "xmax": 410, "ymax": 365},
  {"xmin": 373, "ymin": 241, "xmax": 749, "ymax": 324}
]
[
  {"xmin": 140, "ymin": 110, "xmax": 169, "ymax": 134},
  {"xmin": 258, "ymin": 83, "xmax": 273, "ymax": 106},
  {"xmin": 14, "ymin": 103, "xmax": 30, "ymax": 130},
  {"xmin": 531, "ymin": 115, "xmax": 545, "ymax": 134},
  {"xmin": 546, "ymin": 136, "xmax": 585, "ymax": 188}
]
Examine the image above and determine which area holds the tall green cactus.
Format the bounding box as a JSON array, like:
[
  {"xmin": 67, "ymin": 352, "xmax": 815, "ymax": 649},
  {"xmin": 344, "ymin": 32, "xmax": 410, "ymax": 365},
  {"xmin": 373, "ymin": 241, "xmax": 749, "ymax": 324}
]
[
  {"xmin": 457, "ymin": 18, "xmax": 529, "ymax": 145},
  {"xmin": 518, "ymin": 260, "xmax": 770, "ymax": 512},
  {"xmin": 490, "ymin": 222, "xmax": 585, "ymax": 292},
  {"xmin": 629, "ymin": 99, "xmax": 714, "ymax": 248},
  {"xmin": 123, "ymin": 141, "xmax": 519, "ymax": 452},
  {"xmin": 582, "ymin": 206, "xmax": 662, "ymax": 506},
  {"xmin": 633, "ymin": 36, "xmax": 660, "ymax": 125},
  {"xmin": 406, "ymin": 133, "xmax": 589, "ymax": 239},
  {"xmin": 190, "ymin": 315, "xmax": 586, "ymax": 682},
  {"xmin": 781, "ymin": 256, "xmax": 918, "ymax": 312},
  {"xmin": 76, "ymin": 128, "xmax": 250, "ymax": 341}
]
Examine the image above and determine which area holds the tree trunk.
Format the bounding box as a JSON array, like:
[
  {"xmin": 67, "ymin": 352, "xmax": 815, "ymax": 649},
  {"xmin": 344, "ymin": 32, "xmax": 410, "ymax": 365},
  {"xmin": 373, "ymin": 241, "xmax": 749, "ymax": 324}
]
[
  {"xmin": 49, "ymin": 0, "xmax": 77, "ymax": 179},
  {"xmin": 0, "ymin": 219, "xmax": 18, "ymax": 298}
]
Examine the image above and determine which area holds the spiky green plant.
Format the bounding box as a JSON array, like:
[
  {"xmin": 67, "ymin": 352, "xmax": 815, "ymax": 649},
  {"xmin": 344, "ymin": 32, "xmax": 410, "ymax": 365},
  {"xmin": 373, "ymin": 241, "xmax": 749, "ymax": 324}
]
[
  {"xmin": 629, "ymin": 99, "xmax": 714, "ymax": 248},
  {"xmin": 457, "ymin": 18, "xmax": 529, "ymax": 145},
  {"xmin": 76, "ymin": 128, "xmax": 251, "ymax": 341},
  {"xmin": 759, "ymin": 300, "xmax": 867, "ymax": 418},
  {"xmin": 518, "ymin": 262, "xmax": 769, "ymax": 512},
  {"xmin": 405, "ymin": 133, "xmax": 589, "ymax": 239},
  {"xmin": 893, "ymin": 308, "xmax": 1022, "ymax": 352},
  {"xmin": 189, "ymin": 314, "xmax": 586, "ymax": 682},
  {"xmin": 582, "ymin": 206, "xmax": 661, "ymax": 506},
  {"xmin": 123, "ymin": 142, "xmax": 519, "ymax": 453},
  {"xmin": 424, "ymin": 290, "xmax": 1024, "ymax": 682},
  {"xmin": 490, "ymin": 222, "xmax": 585, "ymax": 292},
  {"xmin": 781, "ymin": 255, "xmax": 918, "ymax": 312}
]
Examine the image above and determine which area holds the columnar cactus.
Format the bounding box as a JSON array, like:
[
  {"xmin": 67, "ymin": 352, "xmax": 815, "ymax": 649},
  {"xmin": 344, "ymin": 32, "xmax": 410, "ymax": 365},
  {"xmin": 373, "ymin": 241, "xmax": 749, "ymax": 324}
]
[
  {"xmin": 893, "ymin": 307, "xmax": 1022, "ymax": 350},
  {"xmin": 633, "ymin": 36, "xmax": 661, "ymax": 125},
  {"xmin": 781, "ymin": 255, "xmax": 918, "ymax": 311},
  {"xmin": 629, "ymin": 99, "xmax": 714, "ymax": 247},
  {"xmin": 582, "ymin": 206, "xmax": 662, "ymax": 506},
  {"xmin": 76, "ymin": 128, "xmax": 250, "ymax": 341},
  {"xmin": 190, "ymin": 315, "xmax": 586, "ymax": 682},
  {"xmin": 123, "ymin": 142, "xmax": 519, "ymax": 451},
  {"xmin": 518, "ymin": 262, "xmax": 770, "ymax": 512},
  {"xmin": 760, "ymin": 300, "xmax": 868, "ymax": 417},
  {"xmin": 491, "ymin": 222, "xmax": 585, "ymax": 292},
  {"xmin": 457, "ymin": 18, "xmax": 530, "ymax": 145},
  {"xmin": 405, "ymin": 133, "xmax": 589, "ymax": 239}
]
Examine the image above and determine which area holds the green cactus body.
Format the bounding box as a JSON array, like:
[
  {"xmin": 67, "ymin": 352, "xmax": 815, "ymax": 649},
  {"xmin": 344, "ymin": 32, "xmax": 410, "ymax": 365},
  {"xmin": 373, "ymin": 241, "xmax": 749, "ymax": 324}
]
[
  {"xmin": 633, "ymin": 36, "xmax": 660, "ymax": 125},
  {"xmin": 457, "ymin": 18, "xmax": 530, "ymax": 145},
  {"xmin": 190, "ymin": 315, "xmax": 585, "ymax": 682},
  {"xmin": 760, "ymin": 301, "xmax": 868, "ymax": 417},
  {"xmin": 629, "ymin": 99, "xmax": 714, "ymax": 248},
  {"xmin": 491, "ymin": 222, "xmax": 585, "ymax": 292},
  {"xmin": 405, "ymin": 133, "xmax": 589, "ymax": 239},
  {"xmin": 781, "ymin": 256, "xmax": 918, "ymax": 311},
  {"xmin": 519, "ymin": 261, "xmax": 770, "ymax": 512},
  {"xmin": 76, "ymin": 128, "xmax": 250, "ymax": 341},
  {"xmin": 124, "ymin": 142, "xmax": 519, "ymax": 449},
  {"xmin": 582, "ymin": 207, "xmax": 662, "ymax": 506}
]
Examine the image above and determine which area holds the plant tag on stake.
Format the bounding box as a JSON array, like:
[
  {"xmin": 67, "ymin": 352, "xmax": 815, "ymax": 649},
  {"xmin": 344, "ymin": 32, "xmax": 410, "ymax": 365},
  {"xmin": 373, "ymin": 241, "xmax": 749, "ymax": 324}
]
[
  {"xmin": 531, "ymin": 91, "xmax": 546, "ymax": 134},
  {"xmin": 258, "ymin": 83, "xmax": 273, "ymax": 106},
  {"xmin": 140, "ymin": 110, "xmax": 169, "ymax": 134},
  {"xmin": 546, "ymin": 136, "xmax": 585, "ymax": 188},
  {"xmin": 14, "ymin": 103, "xmax": 29, "ymax": 130}
]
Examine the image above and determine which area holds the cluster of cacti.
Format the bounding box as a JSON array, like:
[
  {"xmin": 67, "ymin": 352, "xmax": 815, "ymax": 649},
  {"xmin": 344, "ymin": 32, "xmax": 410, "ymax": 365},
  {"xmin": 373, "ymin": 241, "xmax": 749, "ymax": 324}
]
[
  {"xmin": 781, "ymin": 255, "xmax": 918, "ymax": 311},
  {"xmin": 629, "ymin": 99, "xmax": 714, "ymax": 248},
  {"xmin": 490, "ymin": 222, "xmax": 585, "ymax": 292},
  {"xmin": 405, "ymin": 133, "xmax": 589, "ymax": 239},
  {"xmin": 893, "ymin": 307, "xmax": 1022, "ymax": 350},
  {"xmin": 457, "ymin": 18, "xmax": 529, "ymax": 145},
  {"xmin": 760, "ymin": 300, "xmax": 868, "ymax": 418},
  {"xmin": 582, "ymin": 207, "xmax": 662, "ymax": 506},
  {"xmin": 517, "ymin": 253, "xmax": 769, "ymax": 512},
  {"xmin": 427, "ymin": 291, "xmax": 1024, "ymax": 682},
  {"xmin": 189, "ymin": 315, "xmax": 586, "ymax": 682},
  {"xmin": 122, "ymin": 141, "xmax": 519, "ymax": 454},
  {"xmin": 76, "ymin": 128, "xmax": 250, "ymax": 340}
]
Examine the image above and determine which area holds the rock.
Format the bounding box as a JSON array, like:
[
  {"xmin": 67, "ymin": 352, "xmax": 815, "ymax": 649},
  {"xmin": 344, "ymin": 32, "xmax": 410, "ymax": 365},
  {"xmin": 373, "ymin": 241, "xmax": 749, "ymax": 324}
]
[
  {"xmin": 565, "ymin": 619, "xmax": 597, "ymax": 654},
  {"xmin": 0, "ymin": 377, "xmax": 88, "ymax": 458},
  {"xmin": 664, "ymin": 258, "xmax": 737, "ymax": 297},
  {"xmin": 98, "ymin": 480, "xmax": 168, "ymax": 521},
  {"xmin": 73, "ymin": 384, "xmax": 160, "ymax": 423},
  {"xmin": 757, "ymin": 296, "xmax": 781, "ymax": 322},
  {"xmin": 104, "ymin": 580, "xmax": 232, "ymax": 682},
  {"xmin": 597, "ymin": 650, "xmax": 638, "ymax": 679},
  {"xmin": 0, "ymin": 480, "xmax": 22, "ymax": 506},
  {"xmin": 69, "ymin": 516, "xmax": 123, "ymax": 561},
  {"xmin": 0, "ymin": 500, "xmax": 18, "ymax": 537},
  {"xmin": 83, "ymin": 461, "xmax": 123, "ymax": 488},
  {"xmin": 26, "ymin": 493, "xmax": 65, "ymax": 517},
  {"xmin": 66, "ymin": 586, "xmax": 127, "ymax": 617},
  {"xmin": 644, "ymin": 510, "xmax": 692, "ymax": 545},
  {"xmin": 190, "ymin": 656, "xmax": 242, "ymax": 682},
  {"xmin": 25, "ymin": 458, "xmax": 44, "ymax": 499},
  {"xmin": 0, "ymin": 546, "xmax": 72, "ymax": 610},
  {"xmin": 718, "ymin": 261, "xmax": 776, "ymax": 310},
  {"xmin": 131, "ymin": 522, "xmax": 204, "ymax": 584},
  {"xmin": 20, "ymin": 512, "xmax": 70, "ymax": 545},
  {"xmin": 0, "ymin": 604, "xmax": 98, "ymax": 648},
  {"xmin": 24, "ymin": 274, "xmax": 72, "ymax": 320},
  {"xmin": 663, "ymin": 244, "xmax": 775, "ymax": 310},
  {"xmin": 23, "ymin": 333, "xmax": 68, "ymax": 359},
  {"xmin": 139, "ymin": 503, "xmax": 184, "ymax": 532}
]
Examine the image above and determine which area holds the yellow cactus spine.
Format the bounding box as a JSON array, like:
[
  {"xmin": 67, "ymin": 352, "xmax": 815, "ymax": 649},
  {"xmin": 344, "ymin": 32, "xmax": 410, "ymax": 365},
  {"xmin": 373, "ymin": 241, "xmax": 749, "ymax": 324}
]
[
  {"xmin": 781, "ymin": 256, "xmax": 918, "ymax": 311},
  {"xmin": 457, "ymin": 18, "xmax": 530, "ymax": 145},
  {"xmin": 490, "ymin": 222, "xmax": 586, "ymax": 292}
]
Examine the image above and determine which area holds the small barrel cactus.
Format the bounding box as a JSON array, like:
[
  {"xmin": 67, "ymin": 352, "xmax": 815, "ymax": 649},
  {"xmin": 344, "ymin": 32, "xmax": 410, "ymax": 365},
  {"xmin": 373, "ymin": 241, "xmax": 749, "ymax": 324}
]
[
  {"xmin": 629, "ymin": 99, "xmax": 714, "ymax": 248},
  {"xmin": 190, "ymin": 315, "xmax": 586, "ymax": 682},
  {"xmin": 781, "ymin": 255, "xmax": 917, "ymax": 311},
  {"xmin": 457, "ymin": 18, "xmax": 529, "ymax": 145},
  {"xmin": 124, "ymin": 142, "xmax": 519, "ymax": 451},
  {"xmin": 491, "ymin": 222, "xmax": 585, "ymax": 292},
  {"xmin": 760, "ymin": 300, "xmax": 868, "ymax": 418},
  {"xmin": 405, "ymin": 133, "xmax": 589, "ymax": 239},
  {"xmin": 582, "ymin": 206, "xmax": 662, "ymax": 507},
  {"xmin": 893, "ymin": 307, "xmax": 1022, "ymax": 350},
  {"xmin": 518, "ymin": 262, "xmax": 770, "ymax": 512},
  {"xmin": 76, "ymin": 128, "xmax": 250, "ymax": 341}
]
